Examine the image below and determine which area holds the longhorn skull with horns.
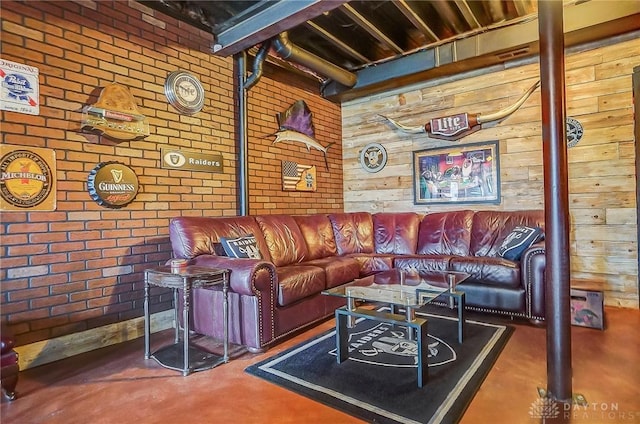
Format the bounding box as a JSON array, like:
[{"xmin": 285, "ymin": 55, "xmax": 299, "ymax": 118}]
[{"xmin": 380, "ymin": 80, "xmax": 540, "ymax": 141}]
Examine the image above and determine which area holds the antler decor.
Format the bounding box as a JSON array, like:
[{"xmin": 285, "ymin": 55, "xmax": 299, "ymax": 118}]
[{"xmin": 380, "ymin": 80, "xmax": 540, "ymax": 141}]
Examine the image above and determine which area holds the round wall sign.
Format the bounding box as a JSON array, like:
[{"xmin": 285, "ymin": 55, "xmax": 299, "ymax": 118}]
[
  {"xmin": 359, "ymin": 143, "xmax": 387, "ymax": 173},
  {"xmin": 164, "ymin": 71, "xmax": 205, "ymax": 115},
  {"xmin": 87, "ymin": 162, "xmax": 139, "ymax": 208},
  {"xmin": 566, "ymin": 117, "xmax": 584, "ymax": 148},
  {"xmin": 0, "ymin": 149, "xmax": 53, "ymax": 208}
]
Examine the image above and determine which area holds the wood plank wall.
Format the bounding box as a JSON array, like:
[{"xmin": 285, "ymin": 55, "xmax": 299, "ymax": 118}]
[{"xmin": 341, "ymin": 35, "xmax": 640, "ymax": 308}]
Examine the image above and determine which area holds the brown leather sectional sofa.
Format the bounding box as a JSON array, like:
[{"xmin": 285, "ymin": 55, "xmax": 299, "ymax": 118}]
[{"xmin": 169, "ymin": 209, "xmax": 545, "ymax": 351}]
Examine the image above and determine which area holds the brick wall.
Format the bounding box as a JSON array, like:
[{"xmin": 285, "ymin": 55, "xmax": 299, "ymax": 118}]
[{"xmin": 0, "ymin": 0, "xmax": 344, "ymax": 346}]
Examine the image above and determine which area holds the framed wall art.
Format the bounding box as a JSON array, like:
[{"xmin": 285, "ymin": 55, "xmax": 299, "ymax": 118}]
[{"xmin": 412, "ymin": 140, "xmax": 500, "ymax": 205}]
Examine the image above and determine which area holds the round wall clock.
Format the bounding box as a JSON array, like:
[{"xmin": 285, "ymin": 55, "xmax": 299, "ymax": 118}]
[
  {"xmin": 164, "ymin": 71, "xmax": 205, "ymax": 115},
  {"xmin": 359, "ymin": 143, "xmax": 388, "ymax": 173}
]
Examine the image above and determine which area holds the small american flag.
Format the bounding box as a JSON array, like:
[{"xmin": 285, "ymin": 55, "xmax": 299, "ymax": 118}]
[{"xmin": 282, "ymin": 161, "xmax": 316, "ymax": 191}]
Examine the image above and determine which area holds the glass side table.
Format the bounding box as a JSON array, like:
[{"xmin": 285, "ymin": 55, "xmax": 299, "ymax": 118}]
[{"xmin": 144, "ymin": 265, "xmax": 230, "ymax": 376}]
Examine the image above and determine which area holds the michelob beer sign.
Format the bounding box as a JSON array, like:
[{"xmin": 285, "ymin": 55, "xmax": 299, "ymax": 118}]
[{"xmin": 0, "ymin": 144, "xmax": 56, "ymax": 211}]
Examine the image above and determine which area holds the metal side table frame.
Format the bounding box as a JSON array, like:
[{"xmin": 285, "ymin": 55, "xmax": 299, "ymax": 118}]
[{"xmin": 144, "ymin": 265, "xmax": 229, "ymax": 376}]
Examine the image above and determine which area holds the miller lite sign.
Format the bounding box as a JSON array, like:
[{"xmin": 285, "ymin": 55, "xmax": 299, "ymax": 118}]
[
  {"xmin": 430, "ymin": 113, "xmax": 471, "ymax": 138},
  {"xmin": 381, "ymin": 80, "xmax": 541, "ymax": 141}
]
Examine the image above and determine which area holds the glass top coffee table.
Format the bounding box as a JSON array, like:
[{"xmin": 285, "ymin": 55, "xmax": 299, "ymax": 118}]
[{"xmin": 322, "ymin": 268, "xmax": 469, "ymax": 388}]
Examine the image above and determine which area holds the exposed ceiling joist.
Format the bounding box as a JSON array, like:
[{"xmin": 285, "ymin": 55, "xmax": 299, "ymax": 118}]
[
  {"xmin": 305, "ymin": 21, "xmax": 370, "ymax": 64},
  {"xmin": 323, "ymin": 1, "xmax": 640, "ymax": 101},
  {"xmin": 392, "ymin": 0, "xmax": 439, "ymax": 43},
  {"xmin": 141, "ymin": 0, "xmax": 640, "ymax": 102},
  {"xmin": 340, "ymin": 4, "xmax": 404, "ymax": 55}
]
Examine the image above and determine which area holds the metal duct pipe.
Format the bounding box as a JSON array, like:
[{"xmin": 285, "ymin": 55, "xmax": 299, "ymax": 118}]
[
  {"xmin": 245, "ymin": 40, "xmax": 271, "ymax": 91},
  {"xmin": 235, "ymin": 41, "xmax": 271, "ymax": 216},
  {"xmin": 235, "ymin": 51, "xmax": 249, "ymax": 216},
  {"xmin": 272, "ymin": 32, "xmax": 357, "ymax": 87}
]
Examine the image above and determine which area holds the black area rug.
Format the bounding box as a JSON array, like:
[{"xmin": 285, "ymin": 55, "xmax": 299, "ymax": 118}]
[{"xmin": 245, "ymin": 309, "xmax": 512, "ymax": 424}]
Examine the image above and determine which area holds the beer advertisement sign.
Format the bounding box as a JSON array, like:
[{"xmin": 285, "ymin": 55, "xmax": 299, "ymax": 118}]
[
  {"xmin": 0, "ymin": 58, "xmax": 40, "ymax": 116},
  {"xmin": 0, "ymin": 144, "xmax": 56, "ymax": 211},
  {"xmin": 87, "ymin": 162, "xmax": 139, "ymax": 208}
]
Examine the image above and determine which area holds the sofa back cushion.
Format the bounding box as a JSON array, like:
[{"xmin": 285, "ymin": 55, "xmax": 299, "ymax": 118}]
[
  {"xmin": 470, "ymin": 210, "xmax": 545, "ymax": 257},
  {"xmin": 256, "ymin": 215, "xmax": 309, "ymax": 267},
  {"xmin": 293, "ymin": 214, "xmax": 337, "ymax": 260},
  {"xmin": 328, "ymin": 212, "xmax": 374, "ymax": 255},
  {"xmin": 373, "ymin": 212, "xmax": 420, "ymax": 254},
  {"xmin": 170, "ymin": 216, "xmax": 270, "ymax": 261},
  {"xmin": 417, "ymin": 210, "xmax": 474, "ymax": 255}
]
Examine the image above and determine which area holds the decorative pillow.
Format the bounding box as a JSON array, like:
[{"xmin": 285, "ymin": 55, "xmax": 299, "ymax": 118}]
[
  {"xmin": 220, "ymin": 234, "xmax": 263, "ymax": 259},
  {"xmin": 213, "ymin": 243, "xmax": 227, "ymax": 256},
  {"xmin": 498, "ymin": 226, "xmax": 544, "ymax": 261}
]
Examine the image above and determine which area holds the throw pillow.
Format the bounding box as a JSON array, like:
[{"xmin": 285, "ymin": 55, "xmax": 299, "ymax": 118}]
[
  {"xmin": 498, "ymin": 226, "xmax": 544, "ymax": 261},
  {"xmin": 220, "ymin": 234, "xmax": 263, "ymax": 259},
  {"xmin": 213, "ymin": 242, "xmax": 227, "ymax": 256}
]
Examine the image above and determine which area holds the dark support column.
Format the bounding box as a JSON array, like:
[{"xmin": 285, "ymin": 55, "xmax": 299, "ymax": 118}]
[
  {"xmin": 539, "ymin": 1, "xmax": 572, "ymax": 401},
  {"xmin": 633, "ymin": 66, "xmax": 640, "ymax": 309}
]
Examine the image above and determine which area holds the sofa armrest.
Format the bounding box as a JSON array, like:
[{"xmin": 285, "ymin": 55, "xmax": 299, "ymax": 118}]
[
  {"xmin": 521, "ymin": 241, "xmax": 546, "ymax": 319},
  {"xmin": 189, "ymin": 255, "xmax": 277, "ymax": 297}
]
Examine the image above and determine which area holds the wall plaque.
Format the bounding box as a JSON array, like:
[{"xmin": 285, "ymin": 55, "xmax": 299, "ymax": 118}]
[
  {"xmin": 164, "ymin": 71, "xmax": 205, "ymax": 115},
  {"xmin": 161, "ymin": 148, "xmax": 223, "ymax": 173},
  {"xmin": 359, "ymin": 143, "xmax": 387, "ymax": 173},
  {"xmin": 87, "ymin": 162, "xmax": 139, "ymax": 208},
  {"xmin": 0, "ymin": 144, "xmax": 56, "ymax": 211},
  {"xmin": 0, "ymin": 58, "xmax": 40, "ymax": 115},
  {"xmin": 566, "ymin": 117, "xmax": 584, "ymax": 148},
  {"xmin": 82, "ymin": 83, "xmax": 150, "ymax": 141},
  {"xmin": 282, "ymin": 160, "xmax": 316, "ymax": 191}
]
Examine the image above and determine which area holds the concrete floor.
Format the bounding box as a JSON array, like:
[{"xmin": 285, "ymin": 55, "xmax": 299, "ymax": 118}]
[{"xmin": 1, "ymin": 306, "xmax": 639, "ymax": 424}]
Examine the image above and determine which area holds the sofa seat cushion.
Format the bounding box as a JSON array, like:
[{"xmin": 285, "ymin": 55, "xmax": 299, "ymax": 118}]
[
  {"xmin": 294, "ymin": 257, "xmax": 360, "ymax": 289},
  {"xmin": 276, "ymin": 265, "xmax": 325, "ymax": 306},
  {"xmin": 346, "ymin": 254, "xmax": 394, "ymax": 276},
  {"xmin": 449, "ymin": 257, "xmax": 520, "ymax": 288},
  {"xmin": 393, "ymin": 255, "xmax": 451, "ymax": 272}
]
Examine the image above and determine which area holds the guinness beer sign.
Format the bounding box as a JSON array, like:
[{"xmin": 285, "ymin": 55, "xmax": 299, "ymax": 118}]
[{"xmin": 87, "ymin": 162, "xmax": 139, "ymax": 208}]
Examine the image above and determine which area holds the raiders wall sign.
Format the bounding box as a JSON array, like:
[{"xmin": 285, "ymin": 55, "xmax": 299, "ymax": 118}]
[
  {"xmin": 566, "ymin": 117, "xmax": 584, "ymax": 148},
  {"xmin": 87, "ymin": 162, "xmax": 139, "ymax": 208},
  {"xmin": 161, "ymin": 148, "xmax": 223, "ymax": 173},
  {"xmin": 359, "ymin": 143, "xmax": 387, "ymax": 173},
  {"xmin": 0, "ymin": 144, "xmax": 56, "ymax": 211}
]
